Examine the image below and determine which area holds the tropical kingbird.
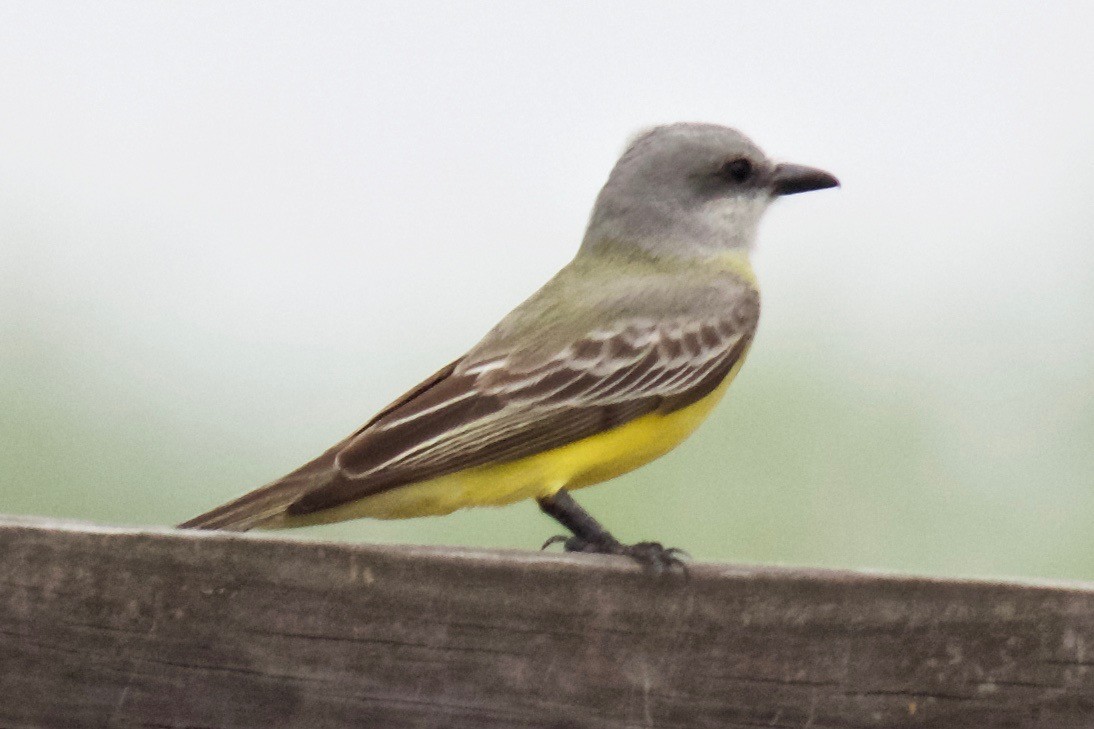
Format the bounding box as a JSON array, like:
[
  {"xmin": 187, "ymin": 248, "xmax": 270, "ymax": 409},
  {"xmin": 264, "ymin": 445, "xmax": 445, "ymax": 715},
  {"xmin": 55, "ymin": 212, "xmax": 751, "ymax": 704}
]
[{"xmin": 179, "ymin": 123, "xmax": 838, "ymax": 567}]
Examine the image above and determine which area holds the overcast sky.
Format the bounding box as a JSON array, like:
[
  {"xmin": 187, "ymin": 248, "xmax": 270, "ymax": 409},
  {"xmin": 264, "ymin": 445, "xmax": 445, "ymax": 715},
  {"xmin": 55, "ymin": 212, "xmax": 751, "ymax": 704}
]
[{"xmin": 1, "ymin": 4, "xmax": 1091, "ymax": 520}]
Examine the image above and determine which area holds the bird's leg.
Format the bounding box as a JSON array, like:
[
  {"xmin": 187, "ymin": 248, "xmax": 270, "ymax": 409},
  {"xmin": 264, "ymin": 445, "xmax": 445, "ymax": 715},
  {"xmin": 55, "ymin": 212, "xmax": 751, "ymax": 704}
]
[
  {"xmin": 538, "ymin": 491, "xmax": 687, "ymax": 572},
  {"xmin": 538, "ymin": 490, "xmax": 619, "ymax": 548}
]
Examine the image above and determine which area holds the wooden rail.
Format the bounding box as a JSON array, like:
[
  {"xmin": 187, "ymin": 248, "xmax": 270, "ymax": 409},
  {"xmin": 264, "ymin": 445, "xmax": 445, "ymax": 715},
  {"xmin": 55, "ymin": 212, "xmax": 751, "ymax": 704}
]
[{"xmin": 1, "ymin": 515, "xmax": 1093, "ymax": 728}]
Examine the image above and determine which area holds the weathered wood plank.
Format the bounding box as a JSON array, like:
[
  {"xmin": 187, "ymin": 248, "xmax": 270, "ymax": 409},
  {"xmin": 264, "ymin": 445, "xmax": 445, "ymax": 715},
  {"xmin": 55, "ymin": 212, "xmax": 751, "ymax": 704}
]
[{"xmin": 0, "ymin": 515, "xmax": 1092, "ymax": 728}]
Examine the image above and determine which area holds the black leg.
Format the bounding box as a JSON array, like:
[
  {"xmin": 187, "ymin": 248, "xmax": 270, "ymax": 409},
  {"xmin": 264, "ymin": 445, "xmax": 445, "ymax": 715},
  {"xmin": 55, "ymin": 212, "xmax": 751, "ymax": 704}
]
[
  {"xmin": 537, "ymin": 490, "xmax": 620, "ymax": 546},
  {"xmin": 537, "ymin": 491, "xmax": 687, "ymax": 573}
]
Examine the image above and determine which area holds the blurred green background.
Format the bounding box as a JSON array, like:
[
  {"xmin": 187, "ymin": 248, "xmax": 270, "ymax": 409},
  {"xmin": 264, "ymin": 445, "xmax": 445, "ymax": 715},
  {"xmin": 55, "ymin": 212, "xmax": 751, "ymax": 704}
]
[{"xmin": 1, "ymin": 3, "xmax": 1092, "ymax": 580}]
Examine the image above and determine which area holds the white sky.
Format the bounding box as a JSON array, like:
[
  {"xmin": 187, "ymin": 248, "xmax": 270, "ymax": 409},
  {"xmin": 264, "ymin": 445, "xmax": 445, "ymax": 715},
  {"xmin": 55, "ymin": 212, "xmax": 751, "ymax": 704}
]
[{"xmin": 1, "ymin": 2, "xmax": 1091, "ymax": 475}]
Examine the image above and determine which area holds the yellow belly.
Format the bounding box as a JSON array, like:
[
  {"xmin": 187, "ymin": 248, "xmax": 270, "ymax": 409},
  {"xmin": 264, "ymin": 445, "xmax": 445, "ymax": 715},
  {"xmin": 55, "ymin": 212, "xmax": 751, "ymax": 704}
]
[{"xmin": 283, "ymin": 356, "xmax": 745, "ymax": 526}]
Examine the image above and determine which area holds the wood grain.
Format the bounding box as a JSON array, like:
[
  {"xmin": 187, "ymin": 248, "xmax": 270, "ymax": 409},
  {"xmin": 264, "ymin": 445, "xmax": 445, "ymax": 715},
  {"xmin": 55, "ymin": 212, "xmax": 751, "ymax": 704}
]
[{"xmin": 1, "ymin": 515, "xmax": 1093, "ymax": 728}]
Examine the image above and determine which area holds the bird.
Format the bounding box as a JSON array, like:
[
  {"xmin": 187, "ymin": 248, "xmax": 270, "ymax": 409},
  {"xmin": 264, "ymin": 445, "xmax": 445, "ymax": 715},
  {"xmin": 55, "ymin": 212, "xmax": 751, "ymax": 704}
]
[{"xmin": 178, "ymin": 122, "xmax": 838, "ymax": 569}]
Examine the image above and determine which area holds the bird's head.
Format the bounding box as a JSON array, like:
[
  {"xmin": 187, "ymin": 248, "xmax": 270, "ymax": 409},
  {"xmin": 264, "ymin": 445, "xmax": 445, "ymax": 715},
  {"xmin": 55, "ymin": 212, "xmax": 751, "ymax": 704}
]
[{"xmin": 581, "ymin": 123, "xmax": 838, "ymax": 257}]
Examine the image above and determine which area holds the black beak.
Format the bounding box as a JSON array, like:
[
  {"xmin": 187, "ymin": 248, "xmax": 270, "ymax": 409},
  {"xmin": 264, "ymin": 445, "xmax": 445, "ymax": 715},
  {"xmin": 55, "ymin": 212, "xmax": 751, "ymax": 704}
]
[{"xmin": 771, "ymin": 163, "xmax": 840, "ymax": 196}]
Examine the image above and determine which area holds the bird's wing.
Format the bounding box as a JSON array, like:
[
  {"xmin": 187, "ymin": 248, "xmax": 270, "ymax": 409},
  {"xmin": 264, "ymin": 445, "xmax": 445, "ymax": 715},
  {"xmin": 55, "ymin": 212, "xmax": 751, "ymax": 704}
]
[
  {"xmin": 287, "ymin": 292, "xmax": 758, "ymax": 517},
  {"xmin": 174, "ymin": 359, "xmax": 461, "ymax": 531}
]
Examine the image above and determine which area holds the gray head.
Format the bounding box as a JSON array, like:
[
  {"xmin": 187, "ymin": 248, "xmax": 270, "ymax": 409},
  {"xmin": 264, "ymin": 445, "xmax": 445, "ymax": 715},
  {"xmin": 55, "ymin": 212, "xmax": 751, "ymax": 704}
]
[{"xmin": 580, "ymin": 123, "xmax": 838, "ymax": 257}]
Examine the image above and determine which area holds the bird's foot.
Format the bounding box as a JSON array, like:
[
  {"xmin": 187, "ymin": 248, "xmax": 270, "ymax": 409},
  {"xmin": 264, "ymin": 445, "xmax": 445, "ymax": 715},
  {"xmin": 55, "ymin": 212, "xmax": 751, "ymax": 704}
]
[{"xmin": 543, "ymin": 535, "xmax": 689, "ymax": 574}]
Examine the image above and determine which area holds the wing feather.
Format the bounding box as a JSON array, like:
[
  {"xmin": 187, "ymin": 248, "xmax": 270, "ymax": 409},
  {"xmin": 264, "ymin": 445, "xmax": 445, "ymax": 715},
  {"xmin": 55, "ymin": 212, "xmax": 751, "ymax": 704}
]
[{"xmin": 287, "ymin": 293, "xmax": 758, "ymax": 518}]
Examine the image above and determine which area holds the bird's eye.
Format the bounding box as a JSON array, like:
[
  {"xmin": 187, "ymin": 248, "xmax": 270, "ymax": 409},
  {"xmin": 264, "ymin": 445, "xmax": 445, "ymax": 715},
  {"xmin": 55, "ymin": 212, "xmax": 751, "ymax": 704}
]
[{"xmin": 719, "ymin": 157, "xmax": 753, "ymax": 184}]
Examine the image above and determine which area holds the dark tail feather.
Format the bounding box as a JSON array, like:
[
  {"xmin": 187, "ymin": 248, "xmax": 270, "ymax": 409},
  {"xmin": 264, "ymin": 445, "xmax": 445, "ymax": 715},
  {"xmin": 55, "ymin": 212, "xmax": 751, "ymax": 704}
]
[{"xmin": 177, "ymin": 448, "xmax": 340, "ymax": 531}]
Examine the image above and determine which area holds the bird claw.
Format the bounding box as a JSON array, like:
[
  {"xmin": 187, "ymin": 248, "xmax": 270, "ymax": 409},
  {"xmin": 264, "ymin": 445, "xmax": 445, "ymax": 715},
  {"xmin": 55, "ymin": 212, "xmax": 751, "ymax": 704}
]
[
  {"xmin": 620, "ymin": 541, "xmax": 690, "ymax": 575},
  {"xmin": 541, "ymin": 534, "xmax": 570, "ymax": 550},
  {"xmin": 542, "ymin": 535, "xmax": 689, "ymax": 575}
]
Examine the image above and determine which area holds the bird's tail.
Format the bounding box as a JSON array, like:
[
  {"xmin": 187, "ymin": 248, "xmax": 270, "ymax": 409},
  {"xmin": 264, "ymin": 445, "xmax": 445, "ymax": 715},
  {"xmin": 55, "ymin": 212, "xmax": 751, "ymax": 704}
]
[{"xmin": 177, "ymin": 446, "xmax": 341, "ymax": 531}]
